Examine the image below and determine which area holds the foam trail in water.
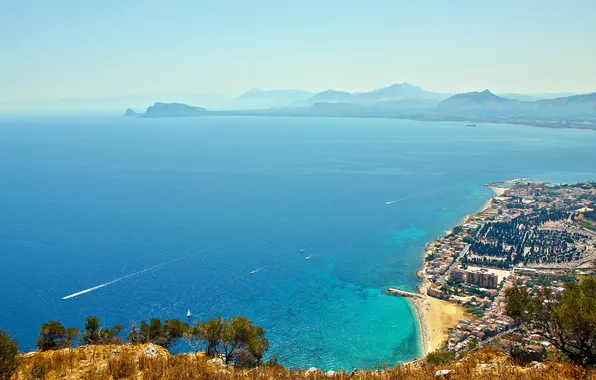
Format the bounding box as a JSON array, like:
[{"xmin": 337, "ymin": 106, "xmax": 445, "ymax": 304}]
[
  {"xmin": 385, "ymin": 195, "xmax": 413, "ymax": 205},
  {"xmin": 61, "ymin": 261, "xmax": 179, "ymax": 300},
  {"xmin": 62, "ymin": 283, "xmax": 110, "ymax": 300}
]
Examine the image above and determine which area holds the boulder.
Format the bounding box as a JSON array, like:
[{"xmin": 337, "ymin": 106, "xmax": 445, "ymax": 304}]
[
  {"xmin": 305, "ymin": 367, "xmax": 319, "ymax": 376},
  {"xmin": 208, "ymin": 357, "xmax": 225, "ymax": 366},
  {"xmin": 435, "ymin": 369, "xmax": 455, "ymax": 379},
  {"xmin": 531, "ymin": 361, "xmax": 546, "ymax": 370},
  {"xmin": 143, "ymin": 345, "xmax": 158, "ymax": 359}
]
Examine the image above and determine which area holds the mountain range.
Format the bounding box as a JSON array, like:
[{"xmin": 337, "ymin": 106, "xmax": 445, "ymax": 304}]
[
  {"xmin": 126, "ymin": 86, "xmax": 596, "ymax": 130},
  {"xmin": 439, "ymin": 89, "xmax": 596, "ymax": 118},
  {"xmin": 4, "ymin": 82, "xmax": 589, "ymax": 116}
]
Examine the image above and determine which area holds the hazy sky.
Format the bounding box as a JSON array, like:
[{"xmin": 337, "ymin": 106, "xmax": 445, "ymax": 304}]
[{"xmin": 1, "ymin": 0, "xmax": 595, "ymax": 102}]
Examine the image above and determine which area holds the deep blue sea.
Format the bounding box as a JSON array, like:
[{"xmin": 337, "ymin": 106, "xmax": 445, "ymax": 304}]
[{"xmin": 1, "ymin": 116, "xmax": 595, "ymax": 370}]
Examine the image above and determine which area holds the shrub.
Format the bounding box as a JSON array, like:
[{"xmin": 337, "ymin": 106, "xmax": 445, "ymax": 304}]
[
  {"xmin": 425, "ymin": 347, "xmax": 456, "ymax": 365},
  {"xmin": 0, "ymin": 329, "xmax": 19, "ymax": 380},
  {"xmin": 186, "ymin": 316, "xmax": 269, "ymax": 367},
  {"xmin": 36, "ymin": 321, "xmax": 79, "ymax": 351},
  {"xmin": 28, "ymin": 363, "xmax": 47, "ymax": 380},
  {"xmin": 128, "ymin": 318, "xmax": 189, "ymax": 349},
  {"xmin": 81, "ymin": 316, "xmax": 123, "ymax": 345},
  {"xmin": 505, "ymin": 276, "xmax": 596, "ymax": 367}
]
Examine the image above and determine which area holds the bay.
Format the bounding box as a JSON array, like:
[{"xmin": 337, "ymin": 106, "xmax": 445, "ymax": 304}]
[{"xmin": 0, "ymin": 116, "xmax": 594, "ymax": 370}]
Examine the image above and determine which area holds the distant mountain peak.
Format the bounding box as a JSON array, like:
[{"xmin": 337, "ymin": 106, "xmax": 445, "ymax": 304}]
[
  {"xmin": 231, "ymin": 88, "xmax": 315, "ymax": 109},
  {"xmin": 438, "ymin": 89, "xmax": 516, "ymax": 111},
  {"xmin": 387, "ymin": 82, "xmax": 421, "ymax": 89},
  {"xmin": 242, "ymin": 88, "xmax": 264, "ymax": 95},
  {"xmin": 123, "ymin": 108, "xmax": 139, "ymax": 117}
]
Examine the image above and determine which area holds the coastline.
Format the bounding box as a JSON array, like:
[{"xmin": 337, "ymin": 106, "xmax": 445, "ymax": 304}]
[
  {"xmin": 405, "ymin": 182, "xmax": 509, "ymax": 358},
  {"xmin": 135, "ymin": 112, "xmax": 596, "ymax": 132},
  {"xmin": 408, "ymin": 272, "xmax": 467, "ymax": 357}
]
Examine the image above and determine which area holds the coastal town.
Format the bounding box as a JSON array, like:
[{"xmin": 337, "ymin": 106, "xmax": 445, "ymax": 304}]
[{"xmin": 393, "ymin": 180, "xmax": 596, "ymax": 357}]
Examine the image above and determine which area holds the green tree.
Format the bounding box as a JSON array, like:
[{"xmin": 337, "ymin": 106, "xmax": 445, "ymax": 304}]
[
  {"xmin": 127, "ymin": 318, "xmax": 189, "ymax": 350},
  {"xmin": 195, "ymin": 317, "xmax": 225, "ymax": 356},
  {"xmin": 81, "ymin": 316, "xmax": 123, "ymax": 345},
  {"xmin": 36, "ymin": 321, "xmax": 79, "ymax": 351},
  {"xmin": 0, "ymin": 330, "xmax": 19, "ymax": 380},
  {"xmin": 504, "ymin": 277, "xmax": 596, "ymax": 366},
  {"xmin": 188, "ymin": 316, "xmax": 269, "ymax": 366}
]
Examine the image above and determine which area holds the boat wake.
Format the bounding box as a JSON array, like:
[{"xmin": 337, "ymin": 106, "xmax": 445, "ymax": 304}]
[
  {"xmin": 385, "ymin": 196, "xmax": 412, "ymax": 205},
  {"xmin": 249, "ymin": 267, "xmax": 265, "ymax": 275},
  {"xmin": 61, "ymin": 262, "xmax": 175, "ymax": 300},
  {"xmin": 62, "ymin": 283, "xmax": 111, "ymax": 300},
  {"xmin": 62, "ymin": 205, "xmax": 335, "ymax": 300}
]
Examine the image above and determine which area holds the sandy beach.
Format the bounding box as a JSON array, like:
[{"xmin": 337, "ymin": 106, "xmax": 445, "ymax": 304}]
[
  {"xmin": 488, "ymin": 185, "xmax": 507, "ymax": 196},
  {"xmin": 409, "ymin": 278, "xmax": 467, "ymax": 355},
  {"xmin": 462, "ymin": 184, "xmax": 506, "ymax": 224}
]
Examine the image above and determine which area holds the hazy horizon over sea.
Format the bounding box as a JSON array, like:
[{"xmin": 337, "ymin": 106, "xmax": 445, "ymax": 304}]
[{"xmin": 1, "ymin": 116, "xmax": 595, "ymax": 370}]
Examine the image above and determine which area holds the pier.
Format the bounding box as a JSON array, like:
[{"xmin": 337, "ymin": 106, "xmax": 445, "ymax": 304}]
[{"xmin": 386, "ymin": 288, "xmax": 424, "ymax": 299}]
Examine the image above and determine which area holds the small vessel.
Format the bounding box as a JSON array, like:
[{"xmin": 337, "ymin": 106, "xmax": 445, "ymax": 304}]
[
  {"xmin": 466, "ymin": 124, "xmax": 477, "ymax": 127},
  {"xmin": 187, "ymin": 309, "xmax": 192, "ymax": 318},
  {"xmin": 300, "ymin": 249, "xmax": 304, "ymax": 253}
]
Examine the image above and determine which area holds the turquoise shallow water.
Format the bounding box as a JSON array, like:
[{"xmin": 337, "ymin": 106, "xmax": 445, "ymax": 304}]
[{"xmin": 0, "ymin": 116, "xmax": 595, "ymax": 370}]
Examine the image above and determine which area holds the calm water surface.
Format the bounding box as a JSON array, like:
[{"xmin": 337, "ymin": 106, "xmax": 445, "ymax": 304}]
[{"xmin": 0, "ymin": 116, "xmax": 595, "ymax": 370}]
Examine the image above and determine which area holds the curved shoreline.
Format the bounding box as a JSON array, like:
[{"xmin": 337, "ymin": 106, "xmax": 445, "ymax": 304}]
[{"xmin": 402, "ymin": 182, "xmax": 508, "ymax": 359}]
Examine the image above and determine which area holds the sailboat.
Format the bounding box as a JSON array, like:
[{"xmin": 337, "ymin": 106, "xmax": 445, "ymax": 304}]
[{"xmin": 187, "ymin": 309, "xmax": 192, "ymax": 318}]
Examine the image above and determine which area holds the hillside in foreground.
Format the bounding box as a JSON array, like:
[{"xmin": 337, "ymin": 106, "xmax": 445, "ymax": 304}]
[{"xmin": 10, "ymin": 344, "xmax": 592, "ymax": 379}]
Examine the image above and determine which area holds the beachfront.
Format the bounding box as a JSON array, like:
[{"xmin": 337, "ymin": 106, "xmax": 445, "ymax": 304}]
[
  {"xmin": 399, "ymin": 179, "xmax": 596, "ymax": 358},
  {"xmin": 392, "ymin": 179, "xmax": 539, "ymax": 358}
]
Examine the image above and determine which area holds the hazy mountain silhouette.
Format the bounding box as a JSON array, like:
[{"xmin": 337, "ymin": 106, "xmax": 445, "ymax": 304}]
[
  {"xmin": 129, "ymin": 85, "xmax": 596, "ymax": 130},
  {"xmin": 356, "ymin": 83, "xmax": 448, "ymax": 102},
  {"xmin": 123, "ymin": 108, "xmax": 139, "ymax": 117},
  {"xmin": 498, "ymin": 92, "xmax": 577, "ymax": 102},
  {"xmin": 305, "ymin": 89, "xmax": 357, "ymax": 104},
  {"xmin": 438, "ymin": 90, "xmax": 519, "ymax": 111},
  {"xmin": 139, "ymin": 102, "xmax": 208, "ymax": 118},
  {"xmin": 229, "ymin": 88, "xmax": 314, "ymax": 110}
]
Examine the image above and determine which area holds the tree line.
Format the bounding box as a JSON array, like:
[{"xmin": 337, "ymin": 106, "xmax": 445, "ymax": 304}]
[{"xmin": 0, "ymin": 314, "xmax": 269, "ymax": 379}]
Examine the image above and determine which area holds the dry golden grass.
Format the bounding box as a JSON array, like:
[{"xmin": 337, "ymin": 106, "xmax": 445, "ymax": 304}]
[{"xmin": 10, "ymin": 344, "xmax": 595, "ymax": 380}]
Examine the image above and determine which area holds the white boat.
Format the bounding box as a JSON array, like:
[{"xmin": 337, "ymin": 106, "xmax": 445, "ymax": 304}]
[{"xmin": 187, "ymin": 309, "xmax": 192, "ymax": 318}]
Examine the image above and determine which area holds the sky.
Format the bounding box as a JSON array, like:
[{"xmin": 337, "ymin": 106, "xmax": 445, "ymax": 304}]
[{"xmin": 1, "ymin": 0, "xmax": 595, "ymax": 103}]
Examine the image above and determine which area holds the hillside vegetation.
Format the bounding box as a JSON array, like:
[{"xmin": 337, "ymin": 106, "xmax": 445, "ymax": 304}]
[{"xmin": 9, "ymin": 344, "xmax": 593, "ymax": 379}]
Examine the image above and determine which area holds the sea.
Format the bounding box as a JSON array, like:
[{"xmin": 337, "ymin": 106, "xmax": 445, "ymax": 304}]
[{"xmin": 1, "ymin": 116, "xmax": 595, "ymax": 370}]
